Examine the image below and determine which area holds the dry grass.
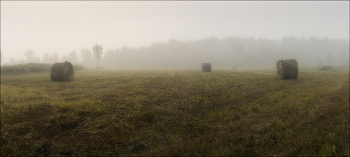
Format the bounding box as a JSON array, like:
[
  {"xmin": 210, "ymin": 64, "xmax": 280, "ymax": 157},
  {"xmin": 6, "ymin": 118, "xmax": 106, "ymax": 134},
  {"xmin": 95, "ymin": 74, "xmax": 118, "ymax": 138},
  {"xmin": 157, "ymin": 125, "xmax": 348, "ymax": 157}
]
[{"xmin": 1, "ymin": 68, "xmax": 349, "ymax": 156}]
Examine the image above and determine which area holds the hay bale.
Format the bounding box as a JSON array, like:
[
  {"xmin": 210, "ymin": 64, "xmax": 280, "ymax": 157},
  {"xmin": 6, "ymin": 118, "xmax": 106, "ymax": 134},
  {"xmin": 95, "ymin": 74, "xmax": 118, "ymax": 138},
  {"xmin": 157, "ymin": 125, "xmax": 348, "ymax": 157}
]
[
  {"xmin": 320, "ymin": 66, "xmax": 333, "ymax": 71},
  {"xmin": 50, "ymin": 61, "xmax": 74, "ymax": 81},
  {"xmin": 277, "ymin": 59, "xmax": 298, "ymax": 79},
  {"xmin": 202, "ymin": 63, "xmax": 211, "ymax": 72}
]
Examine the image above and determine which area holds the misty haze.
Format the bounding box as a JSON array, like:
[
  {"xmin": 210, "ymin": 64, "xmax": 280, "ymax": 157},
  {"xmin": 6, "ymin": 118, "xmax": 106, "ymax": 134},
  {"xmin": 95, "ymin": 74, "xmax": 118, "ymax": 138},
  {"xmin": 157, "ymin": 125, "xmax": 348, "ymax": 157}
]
[
  {"xmin": 1, "ymin": 1, "xmax": 349, "ymax": 156},
  {"xmin": 2, "ymin": 36, "xmax": 350, "ymax": 69}
]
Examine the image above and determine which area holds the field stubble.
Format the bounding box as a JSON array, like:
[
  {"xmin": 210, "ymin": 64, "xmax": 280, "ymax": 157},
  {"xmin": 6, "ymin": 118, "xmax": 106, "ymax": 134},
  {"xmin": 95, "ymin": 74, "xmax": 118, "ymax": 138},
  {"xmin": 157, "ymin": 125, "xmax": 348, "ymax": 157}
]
[{"xmin": 1, "ymin": 68, "xmax": 349, "ymax": 156}]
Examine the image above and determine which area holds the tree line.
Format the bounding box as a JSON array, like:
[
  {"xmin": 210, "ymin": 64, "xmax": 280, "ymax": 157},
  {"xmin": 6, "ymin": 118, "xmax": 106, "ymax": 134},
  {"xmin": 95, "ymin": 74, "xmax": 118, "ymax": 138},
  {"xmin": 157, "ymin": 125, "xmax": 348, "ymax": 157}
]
[{"xmin": 2, "ymin": 36, "xmax": 349, "ymax": 68}]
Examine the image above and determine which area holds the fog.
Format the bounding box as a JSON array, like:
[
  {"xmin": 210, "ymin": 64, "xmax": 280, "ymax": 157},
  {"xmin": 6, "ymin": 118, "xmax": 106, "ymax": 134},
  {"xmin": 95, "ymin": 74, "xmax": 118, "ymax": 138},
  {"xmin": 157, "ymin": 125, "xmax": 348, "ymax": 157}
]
[{"xmin": 1, "ymin": 1, "xmax": 349, "ymax": 68}]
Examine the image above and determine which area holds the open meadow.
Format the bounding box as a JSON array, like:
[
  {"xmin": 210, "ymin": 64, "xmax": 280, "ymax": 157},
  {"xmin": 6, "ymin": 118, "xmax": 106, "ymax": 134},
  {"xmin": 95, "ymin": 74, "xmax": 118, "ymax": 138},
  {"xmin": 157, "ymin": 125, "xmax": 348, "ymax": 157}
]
[{"xmin": 1, "ymin": 68, "xmax": 349, "ymax": 156}]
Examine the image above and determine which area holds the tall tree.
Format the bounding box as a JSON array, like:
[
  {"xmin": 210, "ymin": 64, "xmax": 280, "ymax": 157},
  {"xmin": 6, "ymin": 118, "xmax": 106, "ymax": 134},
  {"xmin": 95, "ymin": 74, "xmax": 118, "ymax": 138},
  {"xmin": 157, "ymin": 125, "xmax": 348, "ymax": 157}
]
[
  {"xmin": 10, "ymin": 58, "xmax": 15, "ymax": 65},
  {"xmin": 68, "ymin": 50, "xmax": 78, "ymax": 64},
  {"xmin": 61, "ymin": 55, "xmax": 69, "ymax": 62},
  {"xmin": 327, "ymin": 52, "xmax": 333, "ymax": 66},
  {"xmin": 338, "ymin": 50, "xmax": 347, "ymax": 66},
  {"xmin": 18, "ymin": 59, "xmax": 27, "ymax": 65},
  {"xmin": 48, "ymin": 53, "xmax": 60, "ymax": 64},
  {"xmin": 318, "ymin": 58, "xmax": 324, "ymax": 68},
  {"xmin": 34, "ymin": 57, "xmax": 40, "ymax": 63},
  {"xmin": 103, "ymin": 49, "xmax": 116, "ymax": 67},
  {"xmin": 25, "ymin": 49, "xmax": 35, "ymax": 63},
  {"xmin": 43, "ymin": 53, "xmax": 49, "ymax": 63},
  {"xmin": 92, "ymin": 44, "xmax": 103, "ymax": 68},
  {"xmin": 80, "ymin": 48, "xmax": 93, "ymax": 67}
]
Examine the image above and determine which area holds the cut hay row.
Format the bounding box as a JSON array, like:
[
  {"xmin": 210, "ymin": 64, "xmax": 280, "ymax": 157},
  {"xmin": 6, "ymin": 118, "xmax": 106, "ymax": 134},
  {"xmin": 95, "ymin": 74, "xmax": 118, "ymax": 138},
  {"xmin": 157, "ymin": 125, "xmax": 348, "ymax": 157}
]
[
  {"xmin": 50, "ymin": 61, "xmax": 74, "ymax": 82},
  {"xmin": 277, "ymin": 59, "xmax": 298, "ymax": 80},
  {"xmin": 202, "ymin": 63, "xmax": 211, "ymax": 72}
]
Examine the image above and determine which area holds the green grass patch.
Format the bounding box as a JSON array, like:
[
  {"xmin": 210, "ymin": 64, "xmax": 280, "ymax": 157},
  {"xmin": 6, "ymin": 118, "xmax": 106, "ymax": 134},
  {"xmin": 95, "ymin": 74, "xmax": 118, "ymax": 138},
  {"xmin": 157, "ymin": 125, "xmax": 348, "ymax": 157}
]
[{"xmin": 1, "ymin": 63, "xmax": 85, "ymax": 75}]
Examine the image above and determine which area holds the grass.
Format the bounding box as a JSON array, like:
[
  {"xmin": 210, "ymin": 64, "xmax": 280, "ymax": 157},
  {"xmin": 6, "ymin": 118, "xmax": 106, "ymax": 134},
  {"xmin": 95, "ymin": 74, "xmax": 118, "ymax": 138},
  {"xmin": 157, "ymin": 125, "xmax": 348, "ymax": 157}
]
[
  {"xmin": 1, "ymin": 63, "xmax": 84, "ymax": 75},
  {"xmin": 1, "ymin": 67, "xmax": 349, "ymax": 156}
]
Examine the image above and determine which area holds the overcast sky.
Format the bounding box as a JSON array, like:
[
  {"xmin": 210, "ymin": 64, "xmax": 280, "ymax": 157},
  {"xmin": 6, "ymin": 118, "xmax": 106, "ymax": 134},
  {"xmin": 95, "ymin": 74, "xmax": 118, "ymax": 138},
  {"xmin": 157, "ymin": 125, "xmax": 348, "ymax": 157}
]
[{"xmin": 1, "ymin": 1, "xmax": 349, "ymax": 62}]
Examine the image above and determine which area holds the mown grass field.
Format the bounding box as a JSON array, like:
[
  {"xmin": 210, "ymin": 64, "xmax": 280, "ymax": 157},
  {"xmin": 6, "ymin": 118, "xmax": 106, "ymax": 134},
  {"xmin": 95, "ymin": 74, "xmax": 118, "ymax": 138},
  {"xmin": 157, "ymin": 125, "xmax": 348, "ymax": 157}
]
[{"xmin": 1, "ymin": 67, "xmax": 349, "ymax": 156}]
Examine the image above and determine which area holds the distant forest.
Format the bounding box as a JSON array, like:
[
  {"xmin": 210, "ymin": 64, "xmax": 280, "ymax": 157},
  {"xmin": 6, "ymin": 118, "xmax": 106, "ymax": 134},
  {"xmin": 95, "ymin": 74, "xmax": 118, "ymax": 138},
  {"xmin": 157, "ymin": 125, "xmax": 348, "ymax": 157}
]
[{"xmin": 5, "ymin": 36, "xmax": 349, "ymax": 68}]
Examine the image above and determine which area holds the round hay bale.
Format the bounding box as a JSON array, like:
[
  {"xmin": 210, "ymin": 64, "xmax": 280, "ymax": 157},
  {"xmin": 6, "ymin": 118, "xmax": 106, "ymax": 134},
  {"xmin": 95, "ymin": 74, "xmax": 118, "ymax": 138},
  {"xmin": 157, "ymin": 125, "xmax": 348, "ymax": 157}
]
[
  {"xmin": 50, "ymin": 61, "xmax": 74, "ymax": 81},
  {"xmin": 202, "ymin": 63, "xmax": 211, "ymax": 72},
  {"xmin": 277, "ymin": 59, "xmax": 298, "ymax": 80},
  {"xmin": 320, "ymin": 66, "xmax": 333, "ymax": 71}
]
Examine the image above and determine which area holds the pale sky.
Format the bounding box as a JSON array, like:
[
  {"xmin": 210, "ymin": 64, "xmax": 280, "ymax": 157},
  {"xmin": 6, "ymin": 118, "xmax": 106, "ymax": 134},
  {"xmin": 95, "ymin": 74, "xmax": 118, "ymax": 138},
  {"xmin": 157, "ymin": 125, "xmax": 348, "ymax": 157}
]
[{"xmin": 1, "ymin": 1, "xmax": 349, "ymax": 62}]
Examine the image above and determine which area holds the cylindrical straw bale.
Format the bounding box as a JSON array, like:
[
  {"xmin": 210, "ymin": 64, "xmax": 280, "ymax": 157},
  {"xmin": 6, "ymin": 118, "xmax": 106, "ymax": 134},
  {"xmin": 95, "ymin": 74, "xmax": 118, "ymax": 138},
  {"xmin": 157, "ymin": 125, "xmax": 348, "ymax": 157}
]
[
  {"xmin": 50, "ymin": 61, "xmax": 74, "ymax": 81},
  {"xmin": 202, "ymin": 63, "xmax": 211, "ymax": 72},
  {"xmin": 277, "ymin": 59, "xmax": 298, "ymax": 79}
]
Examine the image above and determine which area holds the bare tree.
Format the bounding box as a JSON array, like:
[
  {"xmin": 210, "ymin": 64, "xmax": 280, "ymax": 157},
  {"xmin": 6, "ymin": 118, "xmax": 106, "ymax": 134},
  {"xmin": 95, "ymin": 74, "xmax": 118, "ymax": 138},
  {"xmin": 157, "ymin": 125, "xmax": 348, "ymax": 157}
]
[
  {"xmin": 43, "ymin": 53, "xmax": 49, "ymax": 63},
  {"xmin": 327, "ymin": 52, "xmax": 333, "ymax": 66},
  {"xmin": 25, "ymin": 49, "xmax": 35, "ymax": 63},
  {"xmin": 102, "ymin": 49, "xmax": 116, "ymax": 67},
  {"xmin": 68, "ymin": 50, "xmax": 78, "ymax": 64},
  {"xmin": 61, "ymin": 55, "xmax": 69, "ymax": 62},
  {"xmin": 48, "ymin": 53, "xmax": 60, "ymax": 64},
  {"xmin": 92, "ymin": 44, "xmax": 103, "ymax": 68},
  {"xmin": 80, "ymin": 48, "xmax": 93, "ymax": 67},
  {"xmin": 10, "ymin": 58, "xmax": 15, "ymax": 65}
]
